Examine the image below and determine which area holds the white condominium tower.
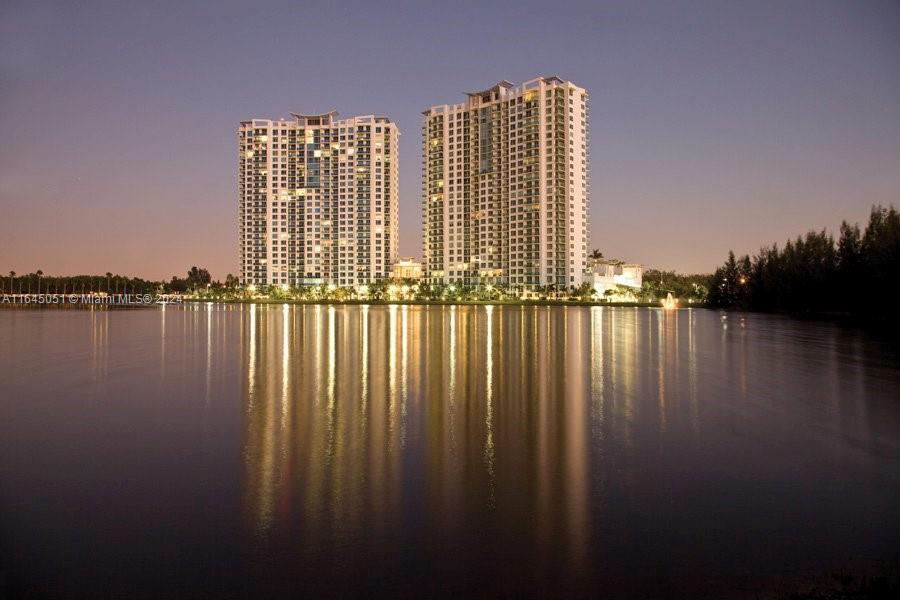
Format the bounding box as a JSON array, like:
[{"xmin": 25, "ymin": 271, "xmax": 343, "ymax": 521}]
[
  {"xmin": 239, "ymin": 113, "xmax": 398, "ymax": 287},
  {"xmin": 422, "ymin": 77, "xmax": 589, "ymax": 288}
]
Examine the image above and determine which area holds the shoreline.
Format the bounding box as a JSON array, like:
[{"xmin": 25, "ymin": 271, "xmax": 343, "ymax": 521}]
[
  {"xmin": 181, "ymin": 298, "xmax": 681, "ymax": 308},
  {"xmin": 1, "ymin": 297, "xmax": 690, "ymax": 309}
]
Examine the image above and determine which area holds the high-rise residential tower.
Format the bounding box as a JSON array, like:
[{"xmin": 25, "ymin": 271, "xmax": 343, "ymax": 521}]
[
  {"xmin": 239, "ymin": 113, "xmax": 398, "ymax": 287},
  {"xmin": 422, "ymin": 77, "xmax": 588, "ymax": 288}
]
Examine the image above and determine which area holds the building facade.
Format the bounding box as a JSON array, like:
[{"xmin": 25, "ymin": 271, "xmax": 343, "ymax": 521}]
[
  {"xmin": 239, "ymin": 113, "xmax": 398, "ymax": 287},
  {"xmin": 586, "ymin": 258, "xmax": 643, "ymax": 297},
  {"xmin": 422, "ymin": 77, "xmax": 588, "ymax": 288},
  {"xmin": 390, "ymin": 257, "xmax": 424, "ymax": 281}
]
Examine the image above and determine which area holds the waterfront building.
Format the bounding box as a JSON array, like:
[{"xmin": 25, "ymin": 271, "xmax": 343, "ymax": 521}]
[
  {"xmin": 239, "ymin": 113, "xmax": 398, "ymax": 287},
  {"xmin": 422, "ymin": 77, "xmax": 589, "ymax": 288},
  {"xmin": 391, "ymin": 258, "xmax": 424, "ymax": 281},
  {"xmin": 586, "ymin": 258, "xmax": 643, "ymax": 297}
]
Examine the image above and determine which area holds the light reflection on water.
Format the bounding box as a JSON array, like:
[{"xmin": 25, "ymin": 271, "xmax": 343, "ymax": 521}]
[{"xmin": 0, "ymin": 304, "xmax": 898, "ymax": 597}]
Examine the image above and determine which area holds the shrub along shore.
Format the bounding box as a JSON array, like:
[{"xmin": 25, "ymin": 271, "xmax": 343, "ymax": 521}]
[{"xmin": 181, "ymin": 297, "xmax": 673, "ymax": 308}]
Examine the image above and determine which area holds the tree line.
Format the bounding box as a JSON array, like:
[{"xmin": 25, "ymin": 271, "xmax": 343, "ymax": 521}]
[
  {"xmin": 1, "ymin": 266, "xmax": 229, "ymax": 295},
  {"xmin": 641, "ymin": 270, "xmax": 709, "ymax": 303},
  {"xmin": 4, "ymin": 264, "xmax": 711, "ymax": 304},
  {"xmin": 707, "ymin": 205, "xmax": 899, "ymax": 322}
]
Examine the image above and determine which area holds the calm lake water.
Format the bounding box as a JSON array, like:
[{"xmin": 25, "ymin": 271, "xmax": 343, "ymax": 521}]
[{"xmin": 1, "ymin": 305, "xmax": 898, "ymax": 598}]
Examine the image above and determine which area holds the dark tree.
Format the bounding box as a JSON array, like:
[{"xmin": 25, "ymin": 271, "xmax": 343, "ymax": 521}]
[{"xmin": 708, "ymin": 205, "xmax": 898, "ymax": 326}]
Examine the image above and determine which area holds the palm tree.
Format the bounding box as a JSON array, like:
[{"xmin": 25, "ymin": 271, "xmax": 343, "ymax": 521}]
[
  {"xmin": 106, "ymin": 272, "xmax": 112, "ymax": 293},
  {"xmin": 589, "ymin": 249, "xmax": 604, "ymax": 260},
  {"xmin": 8, "ymin": 271, "xmax": 14, "ymax": 295},
  {"xmin": 36, "ymin": 269, "xmax": 43, "ymax": 294}
]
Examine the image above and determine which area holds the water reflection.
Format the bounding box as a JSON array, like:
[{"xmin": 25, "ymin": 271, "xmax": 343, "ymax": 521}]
[
  {"xmin": 239, "ymin": 306, "xmax": 603, "ymax": 588},
  {"xmin": 2, "ymin": 304, "xmax": 898, "ymax": 598},
  {"xmin": 237, "ymin": 303, "xmax": 896, "ymax": 596}
]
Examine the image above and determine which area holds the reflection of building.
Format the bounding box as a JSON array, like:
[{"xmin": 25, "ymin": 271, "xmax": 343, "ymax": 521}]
[
  {"xmin": 237, "ymin": 305, "xmax": 591, "ymax": 591},
  {"xmin": 390, "ymin": 258, "xmax": 423, "ymax": 281},
  {"xmin": 238, "ymin": 112, "xmax": 399, "ymax": 287},
  {"xmin": 586, "ymin": 258, "xmax": 642, "ymax": 296},
  {"xmin": 422, "ymin": 77, "xmax": 589, "ymax": 288}
]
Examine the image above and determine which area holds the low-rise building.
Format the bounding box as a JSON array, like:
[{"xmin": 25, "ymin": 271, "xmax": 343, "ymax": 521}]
[
  {"xmin": 391, "ymin": 258, "xmax": 424, "ymax": 281},
  {"xmin": 586, "ymin": 258, "xmax": 643, "ymax": 297}
]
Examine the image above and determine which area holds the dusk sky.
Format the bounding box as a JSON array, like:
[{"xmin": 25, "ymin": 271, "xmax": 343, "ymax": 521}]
[{"xmin": 1, "ymin": 0, "xmax": 898, "ymax": 279}]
